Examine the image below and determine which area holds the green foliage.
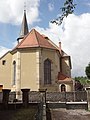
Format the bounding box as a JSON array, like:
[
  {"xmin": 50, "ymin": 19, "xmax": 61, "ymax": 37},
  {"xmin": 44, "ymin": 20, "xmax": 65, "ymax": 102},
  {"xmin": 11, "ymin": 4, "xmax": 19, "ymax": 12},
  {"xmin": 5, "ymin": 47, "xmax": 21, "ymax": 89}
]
[
  {"xmin": 85, "ymin": 63, "xmax": 90, "ymax": 79},
  {"xmin": 51, "ymin": 0, "xmax": 76, "ymax": 25},
  {"xmin": 74, "ymin": 76, "xmax": 90, "ymax": 85}
]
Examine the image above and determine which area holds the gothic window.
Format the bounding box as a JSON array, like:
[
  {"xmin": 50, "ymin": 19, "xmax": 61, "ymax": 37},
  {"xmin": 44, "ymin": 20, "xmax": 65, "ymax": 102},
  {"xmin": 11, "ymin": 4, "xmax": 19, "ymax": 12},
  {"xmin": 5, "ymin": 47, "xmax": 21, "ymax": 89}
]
[
  {"xmin": 44, "ymin": 59, "xmax": 51, "ymax": 84},
  {"xmin": 61, "ymin": 84, "xmax": 66, "ymax": 92},
  {"xmin": 13, "ymin": 61, "xmax": 16, "ymax": 85}
]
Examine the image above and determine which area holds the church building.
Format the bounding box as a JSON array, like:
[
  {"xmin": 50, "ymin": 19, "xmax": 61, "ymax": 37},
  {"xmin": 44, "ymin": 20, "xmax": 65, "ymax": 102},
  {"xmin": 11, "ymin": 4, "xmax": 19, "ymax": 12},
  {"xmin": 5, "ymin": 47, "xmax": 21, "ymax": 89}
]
[{"xmin": 0, "ymin": 10, "xmax": 73, "ymax": 94}]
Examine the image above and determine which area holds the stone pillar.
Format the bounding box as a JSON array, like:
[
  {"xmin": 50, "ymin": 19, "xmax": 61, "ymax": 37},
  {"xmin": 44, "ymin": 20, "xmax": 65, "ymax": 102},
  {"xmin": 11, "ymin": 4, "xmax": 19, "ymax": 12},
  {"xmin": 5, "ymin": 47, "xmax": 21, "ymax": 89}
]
[
  {"xmin": 36, "ymin": 50, "xmax": 40, "ymax": 90},
  {"xmin": 16, "ymin": 51, "xmax": 21, "ymax": 100},
  {"xmin": 39, "ymin": 89, "xmax": 47, "ymax": 120},
  {"xmin": 21, "ymin": 89, "xmax": 30, "ymax": 108},
  {"xmin": 39, "ymin": 89, "xmax": 47, "ymax": 103},
  {"xmin": 87, "ymin": 90, "xmax": 90, "ymax": 110},
  {"xmin": 2, "ymin": 89, "xmax": 11, "ymax": 109}
]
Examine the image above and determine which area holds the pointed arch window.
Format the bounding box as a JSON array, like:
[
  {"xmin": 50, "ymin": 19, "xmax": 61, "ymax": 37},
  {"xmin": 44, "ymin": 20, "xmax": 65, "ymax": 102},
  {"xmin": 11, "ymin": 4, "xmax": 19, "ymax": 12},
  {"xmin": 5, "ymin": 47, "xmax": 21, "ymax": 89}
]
[
  {"xmin": 13, "ymin": 61, "xmax": 16, "ymax": 85},
  {"xmin": 44, "ymin": 59, "xmax": 51, "ymax": 84}
]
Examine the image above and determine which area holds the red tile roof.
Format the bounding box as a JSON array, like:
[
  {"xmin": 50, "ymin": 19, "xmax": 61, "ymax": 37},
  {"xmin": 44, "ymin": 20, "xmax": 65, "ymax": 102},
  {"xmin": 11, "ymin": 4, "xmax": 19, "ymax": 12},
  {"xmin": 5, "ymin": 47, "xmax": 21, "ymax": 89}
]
[
  {"xmin": 58, "ymin": 72, "xmax": 72, "ymax": 81},
  {"xmin": 15, "ymin": 29, "xmax": 57, "ymax": 50}
]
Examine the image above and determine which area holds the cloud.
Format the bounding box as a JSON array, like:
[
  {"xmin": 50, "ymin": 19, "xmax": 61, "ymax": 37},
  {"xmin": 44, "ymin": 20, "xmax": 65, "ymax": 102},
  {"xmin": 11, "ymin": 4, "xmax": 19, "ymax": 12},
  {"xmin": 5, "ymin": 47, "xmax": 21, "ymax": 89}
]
[
  {"xmin": 84, "ymin": 2, "xmax": 90, "ymax": 6},
  {"xmin": 35, "ymin": 23, "xmax": 63, "ymax": 45},
  {"xmin": 0, "ymin": 0, "xmax": 40, "ymax": 25},
  {"xmin": 61, "ymin": 14, "xmax": 90, "ymax": 77},
  {"xmin": 48, "ymin": 3, "xmax": 54, "ymax": 11},
  {"xmin": 0, "ymin": 46, "xmax": 10, "ymax": 58},
  {"xmin": 35, "ymin": 13, "xmax": 90, "ymax": 77}
]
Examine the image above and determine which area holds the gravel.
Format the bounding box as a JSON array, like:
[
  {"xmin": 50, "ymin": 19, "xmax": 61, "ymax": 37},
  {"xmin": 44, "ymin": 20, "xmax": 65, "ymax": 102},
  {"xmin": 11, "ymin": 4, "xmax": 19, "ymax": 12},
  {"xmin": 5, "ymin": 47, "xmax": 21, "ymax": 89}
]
[{"xmin": 50, "ymin": 109, "xmax": 90, "ymax": 120}]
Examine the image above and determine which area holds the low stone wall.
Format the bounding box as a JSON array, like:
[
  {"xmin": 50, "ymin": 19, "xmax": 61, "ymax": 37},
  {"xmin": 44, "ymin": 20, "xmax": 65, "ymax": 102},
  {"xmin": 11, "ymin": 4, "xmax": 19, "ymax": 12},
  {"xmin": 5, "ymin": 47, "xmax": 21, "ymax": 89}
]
[
  {"xmin": 66, "ymin": 102, "xmax": 88, "ymax": 110},
  {"xmin": 47, "ymin": 102, "xmax": 66, "ymax": 109},
  {"xmin": 0, "ymin": 90, "xmax": 88, "ymax": 111},
  {"xmin": 47, "ymin": 102, "xmax": 88, "ymax": 110}
]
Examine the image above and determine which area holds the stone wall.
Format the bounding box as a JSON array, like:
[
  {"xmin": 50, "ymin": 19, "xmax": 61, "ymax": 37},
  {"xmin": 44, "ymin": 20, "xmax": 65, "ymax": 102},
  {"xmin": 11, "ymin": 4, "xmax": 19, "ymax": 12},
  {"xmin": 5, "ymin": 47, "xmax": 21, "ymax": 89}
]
[{"xmin": 0, "ymin": 90, "xmax": 88, "ymax": 111}]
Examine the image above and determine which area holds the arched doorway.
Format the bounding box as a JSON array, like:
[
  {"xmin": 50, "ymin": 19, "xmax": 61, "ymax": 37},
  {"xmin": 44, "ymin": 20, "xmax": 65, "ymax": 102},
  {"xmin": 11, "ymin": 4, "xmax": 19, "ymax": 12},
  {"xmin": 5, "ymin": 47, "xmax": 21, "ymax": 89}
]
[{"xmin": 61, "ymin": 84, "xmax": 66, "ymax": 92}]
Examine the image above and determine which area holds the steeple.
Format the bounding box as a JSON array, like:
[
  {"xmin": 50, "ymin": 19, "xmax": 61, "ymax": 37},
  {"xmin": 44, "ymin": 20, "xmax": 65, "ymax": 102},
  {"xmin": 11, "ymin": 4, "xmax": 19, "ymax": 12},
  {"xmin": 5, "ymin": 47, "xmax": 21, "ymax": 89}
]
[
  {"xmin": 17, "ymin": 10, "xmax": 29, "ymax": 43},
  {"xmin": 20, "ymin": 10, "xmax": 29, "ymax": 37}
]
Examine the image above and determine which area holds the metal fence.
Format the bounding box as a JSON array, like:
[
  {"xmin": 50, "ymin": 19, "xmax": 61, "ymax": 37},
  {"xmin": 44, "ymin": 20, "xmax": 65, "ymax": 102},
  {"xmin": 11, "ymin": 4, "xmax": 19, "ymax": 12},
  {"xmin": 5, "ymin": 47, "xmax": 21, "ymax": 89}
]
[
  {"xmin": 0, "ymin": 92, "xmax": 3, "ymax": 103},
  {"xmin": 29, "ymin": 91, "xmax": 87, "ymax": 103},
  {"xmin": 0, "ymin": 91, "xmax": 88, "ymax": 103}
]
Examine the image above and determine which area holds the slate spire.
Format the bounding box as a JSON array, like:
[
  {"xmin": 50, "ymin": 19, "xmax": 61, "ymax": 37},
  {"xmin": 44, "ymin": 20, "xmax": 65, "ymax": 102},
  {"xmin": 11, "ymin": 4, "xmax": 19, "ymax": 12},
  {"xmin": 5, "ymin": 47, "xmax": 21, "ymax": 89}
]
[
  {"xmin": 17, "ymin": 10, "xmax": 29, "ymax": 42},
  {"xmin": 20, "ymin": 10, "xmax": 29, "ymax": 37}
]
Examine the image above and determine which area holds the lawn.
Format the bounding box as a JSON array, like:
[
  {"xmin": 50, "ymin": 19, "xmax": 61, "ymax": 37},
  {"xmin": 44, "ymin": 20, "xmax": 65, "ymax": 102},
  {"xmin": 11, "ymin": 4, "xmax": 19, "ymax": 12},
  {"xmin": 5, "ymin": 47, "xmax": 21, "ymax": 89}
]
[{"xmin": 0, "ymin": 108, "xmax": 37, "ymax": 120}]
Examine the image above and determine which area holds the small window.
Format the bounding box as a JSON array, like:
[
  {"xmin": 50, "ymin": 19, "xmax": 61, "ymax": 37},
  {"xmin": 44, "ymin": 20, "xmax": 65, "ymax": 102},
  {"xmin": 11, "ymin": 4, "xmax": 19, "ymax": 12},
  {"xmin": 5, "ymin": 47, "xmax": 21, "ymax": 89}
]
[
  {"xmin": 2, "ymin": 60, "xmax": 6, "ymax": 65},
  {"xmin": 13, "ymin": 61, "xmax": 16, "ymax": 85}
]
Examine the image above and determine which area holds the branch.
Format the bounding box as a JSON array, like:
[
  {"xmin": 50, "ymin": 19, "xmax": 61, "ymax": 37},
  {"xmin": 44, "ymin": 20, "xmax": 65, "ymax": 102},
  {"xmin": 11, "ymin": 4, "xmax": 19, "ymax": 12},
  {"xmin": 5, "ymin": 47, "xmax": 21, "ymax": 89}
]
[{"xmin": 51, "ymin": 0, "xmax": 76, "ymax": 25}]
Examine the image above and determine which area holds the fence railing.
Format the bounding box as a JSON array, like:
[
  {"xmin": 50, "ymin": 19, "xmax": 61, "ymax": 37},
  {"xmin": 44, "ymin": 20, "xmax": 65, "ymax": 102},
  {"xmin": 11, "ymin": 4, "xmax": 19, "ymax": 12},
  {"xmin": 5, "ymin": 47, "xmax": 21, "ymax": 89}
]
[
  {"xmin": 0, "ymin": 92, "xmax": 3, "ymax": 103},
  {"xmin": 0, "ymin": 90, "xmax": 88, "ymax": 103},
  {"xmin": 28, "ymin": 91, "xmax": 87, "ymax": 103}
]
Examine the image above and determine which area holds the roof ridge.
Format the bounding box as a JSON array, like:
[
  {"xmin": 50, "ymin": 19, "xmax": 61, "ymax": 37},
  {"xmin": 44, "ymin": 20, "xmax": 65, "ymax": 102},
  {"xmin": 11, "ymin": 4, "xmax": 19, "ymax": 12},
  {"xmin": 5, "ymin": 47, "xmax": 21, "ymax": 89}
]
[{"xmin": 33, "ymin": 29, "xmax": 40, "ymax": 47}]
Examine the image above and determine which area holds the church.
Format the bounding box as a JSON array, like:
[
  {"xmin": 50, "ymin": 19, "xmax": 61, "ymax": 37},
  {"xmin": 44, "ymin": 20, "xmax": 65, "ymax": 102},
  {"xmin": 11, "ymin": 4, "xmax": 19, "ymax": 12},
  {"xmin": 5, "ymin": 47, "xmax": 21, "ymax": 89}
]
[{"xmin": 0, "ymin": 10, "xmax": 73, "ymax": 94}]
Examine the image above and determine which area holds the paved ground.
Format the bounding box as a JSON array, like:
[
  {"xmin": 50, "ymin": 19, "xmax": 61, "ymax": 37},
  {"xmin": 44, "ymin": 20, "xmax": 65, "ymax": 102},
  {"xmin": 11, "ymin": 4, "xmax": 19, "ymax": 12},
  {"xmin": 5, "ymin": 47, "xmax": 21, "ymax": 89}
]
[{"xmin": 50, "ymin": 109, "xmax": 90, "ymax": 120}]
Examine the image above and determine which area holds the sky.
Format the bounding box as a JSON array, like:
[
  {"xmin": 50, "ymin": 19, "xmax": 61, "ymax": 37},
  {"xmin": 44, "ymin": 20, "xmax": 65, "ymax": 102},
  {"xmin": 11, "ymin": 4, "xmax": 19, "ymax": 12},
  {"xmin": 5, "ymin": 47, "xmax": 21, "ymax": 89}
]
[{"xmin": 0, "ymin": 0, "xmax": 90, "ymax": 77}]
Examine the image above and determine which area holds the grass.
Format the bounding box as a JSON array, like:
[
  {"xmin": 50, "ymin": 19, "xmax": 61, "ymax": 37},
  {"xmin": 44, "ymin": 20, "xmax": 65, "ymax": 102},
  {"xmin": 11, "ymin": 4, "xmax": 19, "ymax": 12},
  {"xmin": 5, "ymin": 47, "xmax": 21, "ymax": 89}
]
[{"xmin": 0, "ymin": 108, "xmax": 37, "ymax": 120}]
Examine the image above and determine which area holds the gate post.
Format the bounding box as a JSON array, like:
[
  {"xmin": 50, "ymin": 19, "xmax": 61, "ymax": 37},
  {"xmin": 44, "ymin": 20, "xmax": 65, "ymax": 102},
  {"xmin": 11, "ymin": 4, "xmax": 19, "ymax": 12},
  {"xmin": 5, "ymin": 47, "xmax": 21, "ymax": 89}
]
[
  {"xmin": 21, "ymin": 89, "xmax": 30, "ymax": 108},
  {"xmin": 2, "ymin": 89, "xmax": 11, "ymax": 109},
  {"xmin": 87, "ymin": 90, "xmax": 90, "ymax": 110},
  {"xmin": 39, "ymin": 89, "xmax": 47, "ymax": 120}
]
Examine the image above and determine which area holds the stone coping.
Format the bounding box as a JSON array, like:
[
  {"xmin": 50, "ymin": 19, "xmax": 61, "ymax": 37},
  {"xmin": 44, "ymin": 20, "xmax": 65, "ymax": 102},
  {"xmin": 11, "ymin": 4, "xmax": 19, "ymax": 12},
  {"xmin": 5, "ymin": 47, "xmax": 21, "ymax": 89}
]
[{"xmin": 66, "ymin": 102, "xmax": 87, "ymax": 104}]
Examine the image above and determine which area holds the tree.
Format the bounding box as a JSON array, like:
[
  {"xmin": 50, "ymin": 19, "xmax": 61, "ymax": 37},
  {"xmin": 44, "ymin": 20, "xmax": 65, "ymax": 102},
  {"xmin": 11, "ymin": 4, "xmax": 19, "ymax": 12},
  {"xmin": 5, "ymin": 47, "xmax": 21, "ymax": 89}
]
[
  {"xmin": 85, "ymin": 63, "xmax": 90, "ymax": 79},
  {"xmin": 51, "ymin": 0, "xmax": 76, "ymax": 25},
  {"xmin": 74, "ymin": 77, "xmax": 85, "ymax": 91},
  {"xmin": 75, "ymin": 76, "xmax": 87, "ymax": 85},
  {"xmin": 74, "ymin": 76, "xmax": 90, "ymax": 91}
]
